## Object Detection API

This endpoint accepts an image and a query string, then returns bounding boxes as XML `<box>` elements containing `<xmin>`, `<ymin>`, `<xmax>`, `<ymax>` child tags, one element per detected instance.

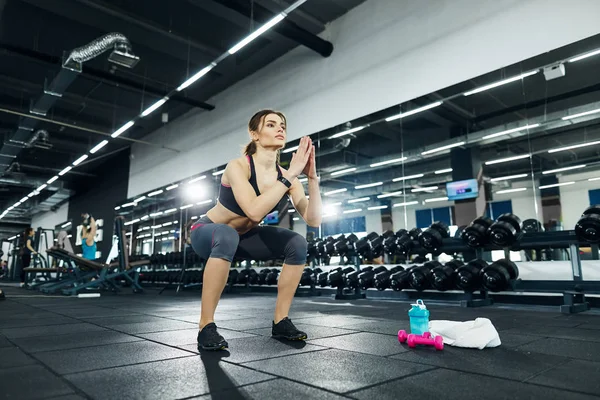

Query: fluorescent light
<box><xmin>490</xmin><ymin>174</ymin><xmax>528</xmax><ymax>182</ymax></box>
<box><xmin>411</xmin><ymin>186</ymin><xmax>438</xmax><ymax>193</ymax></box>
<box><xmin>141</xmin><ymin>98</ymin><xmax>168</xmax><ymax>117</ymax></box>
<box><xmin>385</xmin><ymin>101</ymin><xmax>443</xmax><ymax>122</ymax></box>
<box><xmin>228</xmin><ymin>13</ymin><xmax>285</xmax><ymax>54</ymax></box>
<box><xmin>422</xmin><ymin>141</ymin><xmax>465</xmax><ymax>156</ymax></box>
<box><xmin>484</xmin><ymin>154</ymin><xmax>530</xmax><ymax>165</ymax></box>
<box><xmin>164</xmin><ymin>208</ymin><xmax>178</xmax><ymax>214</ymax></box>
<box><xmin>370</xmin><ymin>157</ymin><xmax>407</xmax><ymax>168</ymax></box>
<box><xmin>368</xmin><ymin>205</ymin><xmax>388</xmax><ymax>210</ymax></box>
<box><xmin>463</xmin><ymin>70</ymin><xmax>538</xmax><ymax>96</ymax></box>
<box><xmin>588</xmin><ymin>177</ymin><xmax>600</xmax><ymax>182</ymax></box>
<box><xmin>141</xmin><ymin>215</ymin><xmax>149</xmax><ymax>220</ymax></box>
<box><xmin>348</xmin><ymin>197</ymin><xmax>370</xmax><ymax>203</ymax></box>
<box><xmin>58</xmin><ymin>166</ymin><xmax>72</xmax><ymax>176</ymax></box>
<box><xmin>180</xmin><ymin>204</ymin><xmax>193</xmax><ymax>210</ymax></box>
<box><xmin>569</xmin><ymin>48</ymin><xmax>600</xmax><ymax>63</ymax></box>
<box><xmin>27</xmin><ymin>191</ymin><xmax>37</xmax><ymax>198</ymax></box>
<box><xmin>177</xmin><ymin>63</ymin><xmax>216</xmax><ymax>91</ymax></box>
<box><xmin>562</xmin><ymin>108</ymin><xmax>600</xmax><ymax>120</ymax></box>
<box><xmin>212</xmin><ymin>169</ymin><xmax>225</xmax><ymax>176</ymax></box>
<box><xmin>150</xmin><ymin>212</ymin><xmax>163</xmax><ymax>217</ymax></box>
<box><xmin>188</xmin><ymin>176</ymin><xmax>206</xmax><ymax>184</ymax></box>
<box><xmin>148</xmin><ymin>190</ymin><xmax>163</xmax><ymax>197</ymax></box>
<box><xmin>61</xmin><ymin>222</ymin><xmax>71</xmax><ymax>228</ymax></box>
<box><xmin>435</xmin><ymin>168</ymin><xmax>453</xmax><ymax>174</ymax></box>
<box><xmin>111</xmin><ymin>121</ymin><xmax>135</xmax><ymax>138</ymax></box>
<box><xmin>392</xmin><ymin>173</ymin><xmax>424</xmax><ymax>182</ymax></box>
<box><xmin>36</xmin><ymin>184</ymin><xmax>47</xmax><ymax>192</ymax></box>
<box><xmin>90</xmin><ymin>140</ymin><xmax>109</xmax><ymax>154</ymax></box>
<box><xmin>124</xmin><ymin>218</ymin><xmax>140</xmax><ymax>226</ymax></box>
<box><xmin>114</xmin><ymin>206</ymin><xmax>121</xmax><ymax>210</ymax></box>
<box><xmin>122</xmin><ymin>202</ymin><xmax>135</xmax><ymax>208</ymax></box>
<box><xmin>324</xmin><ymin>188</ymin><xmax>347</xmax><ymax>196</ymax></box>
<box><xmin>392</xmin><ymin>201</ymin><xmax>419</xmax><ymax>207</ymax></box>
<box><xmin>288</xmin><ymin>209</ymin><xmax>296</xmax><ymax>213</ymax></box>
<box><xmin>330</xmin><ymin>126</ymin><xmax>366</xmax><ymax>139</ymax></box>
<box><xmin>496</xmin><ymin>188</ymin><xmax>528</xmax><ymax>194</ymax></box>
<box><xmin>355</xmin><ymin>182</ymin><xmax>383</xmax><ymax>189</ymax></box>
<box><xmin>331</xmin><ymin>167</ymin><xmax>357</xmax><ymax>176</ymax></box>
<box><xmin>126</xmin><ymin>232</ymin><xmax>132</xmax><ymax>236</ymax></box>
<box><xmin>134</xmin><ymin>196</ymin><xmax>146</xmax><ymax>203</ymax></box>
<box><xmin>166</xmin><ymin>184</ymin><xmax>179</xmax><ymax>191</ymax></box>
<box><xmin>151</xmin><ymin>225</ymin><xmax>162</xmax><ymax>229</ymax></box>
<box><xmin>191</xmin><ymin>216</ymin><xmax>198</xmax><ymax>220</ymax></box>
<box><xmin>197</xmin><ymin>199</ymin><xmax>212</xmax><ymax>205</ymax></box>
<box><xmin>424</xmin><ymin>197</ymin><xmax>449</xmax><ymax>203</ymax></box>
<box><xmin>539</xmin><ymin>182</ymin><xmax>575</xmax><ymax>189</ymax></box>
<box><xmin>343</xmin><ymin>208</ymin><xmax>363</xmax><ymax>214</ymax></box>
<box><xmin>72</xmin><ymin>154</ymin><xmax>89</xmax><ymax>166</ymax></box>
<box><xmin>298</xmin><ymin>178</ymin><xmax>308</xmax><ymax>183</ymax></box>
<box><xmin>47</xmin><ymin>176</ymin><xmax>59</xmax><ymax>184</ymax></box>
<box><xmin>282</xmin><ymin>145</ymin><xmax>299</xmax><ymax>154</ymax></box>
<box><xmin>542</xmin><ymin>165</ymin><xmax>586</xmax><ymax>175</ymax></box>
<box><xmin>482</xmin><ymin>123</ymin><xmax>541</xmax><ymax>140</ymax></box>
<box><xmin>377</xmin><ymin>191</ymin><xmax>403</xmax><ymax>198</ymax></box>
<box><xmin>293</xmin><ymin>217</ymin><xmax>300</xmax><ymax>221</ymax></box>
<box><xmin>548</xmin><ymin>140</ymin><xmax>600</xmax><ymax>153</ymax></box>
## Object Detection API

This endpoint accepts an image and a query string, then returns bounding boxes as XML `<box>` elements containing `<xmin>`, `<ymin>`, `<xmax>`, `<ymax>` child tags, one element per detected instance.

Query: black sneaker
<box><xmin>272</xmin><ymin>317</ymin><xmax>307</xmax><ymax>341</ymax></box>
<box><xmin>197</xmin><ymin>323</ymin><xmax>228</xmax><ymax>351</ymax></box>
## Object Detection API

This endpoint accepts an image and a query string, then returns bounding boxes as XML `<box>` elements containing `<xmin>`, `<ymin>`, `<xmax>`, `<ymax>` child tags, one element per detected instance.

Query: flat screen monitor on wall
<box><xmin>446</xmin><ymin>179</ymin><xmax>479</xmax><ymax>201</ymax></box>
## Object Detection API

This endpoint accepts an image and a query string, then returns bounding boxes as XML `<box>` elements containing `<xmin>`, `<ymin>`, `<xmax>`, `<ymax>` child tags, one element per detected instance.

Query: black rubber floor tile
<box><xmin>0</xmin><ymin>311</ymin><xmax>62</xmax><ymax>320</ymax></box>
<box><xmin>244</xmin><ymin>348</ymin><xmax>434</xmax><ymax>393</ymax></box>
<box><xmin>1</xmin><ymin>316</ymin><xmax>80</xmax><ymax>329</ymax></box>
<box><xmin>170</xmin><ymin>313</ymin><xmax>253</xmax><ymax>323</ymax></box>
<box><xmin>308</xmin><ymin>332</ymin><xmax>409</xmax><ymax>356</ymax></box>
<box><xmin>517</xmin><ymin>337</ymin><xmax>600</xmax><ymax>362</ymax></box>
<box><xmin>65</xmin><ymin>354</ymin><xmax>273</xmax><ymax>400</ymax></box>
<box><xmin>503</xmin><ymin>325</ymin><xmax>600</xmax><ymax>342</ymax></box>
<box><xmin>0</xmin><ymin>346</ymin><xmax>37</xmax><ymax>369</ymax></box>
<box><xmin>34</xmin><ymin>340</ymin><xmax>193</xmax><ymax>374</ymax></box>
<box><xmin>349</xmin><ymin>367</ymin><xmax>598</xmax><ymax>400</ymax></box>
<box><xmin>391</xmin><ymin>344</ymin><xmax>569</xmax><ymax>381</ymax></box>
<box><xmin>216</xmin><ymin>318</ymin><xmax>277</xmax><ymax>331</ymax></box>
<box><xmin>179</xmin><ymin>335</ymin><xmax>327</xmax><ymax>363</ymax></box>
<box><xmin>341</xmin><ymin>320</ymin><xmax>410</xmax><ymax>336</ymax></box>
<box><xmin>0</xmin><ymin>322</ymin><xmax>107</xmax><ymax>339</ymax></box>
<box><xmin>12</xmin><ymin>330</ymin><xmax>143</xmax><ymax>353</ymax></box>
<box><xmin>497</xmin><ymin>332</ymin><xmax>544</xmax><ymax>348</ymax></box>
<box><xmin>50</xmin><ymin>307</ymin><xmax>125</xmax><ymax>318</ymax></box>
<box><xmin>0</xmin><ymin>335</ymin><xmax>13</xmax><ymax>348</ymax></box>
<box><xmin>105</xmin><ymin>319</ymin><xmax>195</xmax><ymax>334</ymax></box>
<box><xmin>80</xmin><ymin>314</ymin><xmax>168</xmax><ymax>326</ymax></box>
<box><xmin>0</xmin><ymin>365</ymin><xmax>76</xmax><ymax>400</ymax></box>
<box><xmin>46</xmin><ymin>395</ymin><xmax>87</xmax><ymax>400</ymax></box>
<box><xmin>194</xmin><ymin>378</ymin><xmax>349</xmax><ymax>399</ymax></box>
<box><xmin>139</xmin><ymin>328</ymin><xmax>256</xmax><ymax>346</ymax></box>
<box><xmin>528</xmin><ymin>359</ymin><xmax>600</xmax><ymax>396</ymax></box>
<box><xmin>245</xmin><ymin>324</ymin><xmax>357</xmax><ymax>340</ymax></box>
<box><xmin>293</xmin><ymin>315</ymin><xmax>380</xmax><ymax>328</ymax></box>
<box><xmin>576</xmin><ymin>323</ymin><xmax>600</xmax><ymax>330</ymax></box>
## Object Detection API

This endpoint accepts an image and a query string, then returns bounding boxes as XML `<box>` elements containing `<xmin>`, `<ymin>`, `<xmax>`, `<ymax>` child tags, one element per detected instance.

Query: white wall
<box><xmin>559</xmin><ymin>170</ymin><xmax>600</xmax><ymax>229</ymax></box>
<box><xmin>31</xmin><ymin>202</ymin><xmax>69</xmax><ymax>230</ymax></box>
<box><xmin>128</xmin><ymin>0</ymin><xmax>600</xmax><ymax>197</ymax></box>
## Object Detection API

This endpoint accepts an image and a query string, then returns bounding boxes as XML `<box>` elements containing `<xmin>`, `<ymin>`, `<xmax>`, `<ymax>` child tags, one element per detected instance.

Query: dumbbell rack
<box><xmin>334</xmin><ymin>255</ymin><xmax>366</xmax><ymax>300</ymax></box>
<box><xmin>295</xmin><ymin>260</ymin><xmax>322</xmax><ymax>297</ymax></box>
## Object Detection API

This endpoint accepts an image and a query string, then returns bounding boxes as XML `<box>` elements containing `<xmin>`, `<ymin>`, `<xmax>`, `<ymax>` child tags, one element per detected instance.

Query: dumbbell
<box><xmin>317</xmin><ymin>269</ymin><xmax>335</xmax><ymax>287</ymax></box>
<box><xmin>228</xmin><ymin>269</ymin><xmax>239</xmax><ymax>284</ymax></box>
<box><xmin>374</xmin><ymin>265</ymin><xmax>404</xmax><ymax>291</ymax></box>
<box><xmin>345</xmin><ymin>266</ymin><xmax>373</xmax><ymax>289</ymax></box>
<box><xmin>250</xmin><ymin>268</ymin><xmax>269</xmax><ymax>285</ymax></box>
<box><xmin>481</xmin><ymin>259</ymin><xmax>519</xmax><ymax>292</ymax></box>
<box><xmin>488</xmin><ymin>213</ymin><xmax>522</xmax><ymax>247</ymax></box>
<box><xmin>368</xmin><ymin>232</ymin><xmax>384</xmax><ymax>256</ymax></box>
<box><xmin>575</xmin><ymin>206</ymin><xmax>600</xmax><ymax>243</ymax></box>
<box><xmin>390</xmin><ymin>266</ymin><xmax>418</xmax><ymax>291</ymax></box>
<box><xmin>328</xmin><ymin>266</ymin><xmax>355</xmax><ymax>287</ymax></box>
<box><xmin>265</xmin><ymin>268</ymin><xmax>280</xmax><ymax>285</ymax></box>
<box><xmin>236</xmin><ymin>269</ymin><xmax>252</xmax><ymax>284</ymax></box>
<box><xmin>418</xmin><ymin>222</ymin><xmax>450</xmax><ymax>252</ymax></box>
<box><xmin>383</xmin><ymin>230</ymin><xmax>405</xmax><ymax>255</ymax></box>
<box><xmin>455</xmin><ymin>259</ymin><xmax>487</xmax><ymax>292</ymax></box>
<box><xmin>401</xmin><ymin>331</ymin><xmax>444</xmax><ymax>351</ymax></box>
<box><xmin>431</xmin><ymin>260</ymin><xmax>463</xmax><ymax>291</ymax></box>
<box><xmin>522</xmin><ymin>219</ymin><xmax>544</xmax><ymax>233</ymax></box>
<box><xmin>299</xmin><ymin>268</ymin><xmax>314</xmax><ymax>286</ymax></box>
<box><xmin>358</xmin><ymin>266</ymin><xmax>388</xmax><ymax>290</ymax></box>
<box><xmin>461</xmin><ymin>217</ymin><xmax>493</xmax><ymax>248</ymax></box>
<box><xmin>396</xmin><ymin>228</ymin><xmax>421</xmax><ymax>256</ymax></box>
<box><xmin>408</xmin><ymin>261</ymin><xmax>440</xmax><ymax>291</ymax></box>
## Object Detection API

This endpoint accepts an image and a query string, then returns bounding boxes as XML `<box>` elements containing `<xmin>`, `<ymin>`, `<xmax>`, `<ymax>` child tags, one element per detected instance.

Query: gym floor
<box><xmin>1</xmin><ymin>286</ymin><xmax>600</xmax><ymax>400</ymax></box>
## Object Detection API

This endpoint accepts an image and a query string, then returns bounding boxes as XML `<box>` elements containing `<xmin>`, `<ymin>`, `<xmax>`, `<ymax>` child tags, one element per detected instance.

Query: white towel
<box><xmin>428</xmin><ymin>317</ymin><xmax>501</xmax><ymax>349</ymax></box>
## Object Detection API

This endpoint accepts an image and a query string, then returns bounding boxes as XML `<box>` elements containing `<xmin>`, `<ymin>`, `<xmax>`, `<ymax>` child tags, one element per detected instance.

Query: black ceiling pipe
<box><xmin>0</xmin><ymin>43</ymin><xmax>215</xmax><ymax>111</ymax></box>
<box><xmin>217</xmin><ymin>0</ymin><xmax>333</xmax><ymax>57</ymax></box>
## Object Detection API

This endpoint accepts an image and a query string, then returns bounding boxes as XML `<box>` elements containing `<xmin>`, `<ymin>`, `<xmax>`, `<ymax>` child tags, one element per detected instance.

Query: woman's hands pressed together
<box><xmin>287</xmin><ymin>136</ymin><xmax>313</xmax><ymax>180</ymax></box>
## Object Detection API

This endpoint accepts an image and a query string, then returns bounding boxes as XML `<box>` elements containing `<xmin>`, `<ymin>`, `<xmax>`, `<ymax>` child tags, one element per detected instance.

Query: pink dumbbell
<box><xmin>398</xmin><ymin>330</ymin><xmax>432</xmax><ymax>343</ymax></box>
<box><xmin>407</xmin><ymin>333</ymin><xmax>444</xmax><ymax>350</ymax></box>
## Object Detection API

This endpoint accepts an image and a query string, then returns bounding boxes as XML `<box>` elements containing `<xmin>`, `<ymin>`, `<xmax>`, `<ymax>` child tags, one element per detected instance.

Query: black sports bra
<box><xmin>218</xmin><ymin>155</ymin><xmax>285</xmax><ymax>218</ymax></box>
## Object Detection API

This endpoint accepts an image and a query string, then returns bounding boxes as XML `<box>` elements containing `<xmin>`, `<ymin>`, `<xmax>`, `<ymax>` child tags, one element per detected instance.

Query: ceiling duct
<box><xmin>25</xmin><ymin>129</ymin><xmax>51</xmax><ymax>149</ymax></box>
<box><xmin>64</xmin><ymin>33</ymin><xmax>140</xmax><ymax>69</ymax></box>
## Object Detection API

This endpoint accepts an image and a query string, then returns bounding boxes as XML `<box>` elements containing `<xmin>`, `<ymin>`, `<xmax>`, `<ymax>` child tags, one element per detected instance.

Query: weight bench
<box><xmin>22</xmin><ymin>266</ymin><xmax>60</xmax><ymax>289</ymax></box>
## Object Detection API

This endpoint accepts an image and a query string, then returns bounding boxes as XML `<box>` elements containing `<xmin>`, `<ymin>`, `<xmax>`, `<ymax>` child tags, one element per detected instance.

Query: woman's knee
<box><xmin>284</xmin><ymin>233</ymin><xmax>308</xmax><ymax>265</ymax></box>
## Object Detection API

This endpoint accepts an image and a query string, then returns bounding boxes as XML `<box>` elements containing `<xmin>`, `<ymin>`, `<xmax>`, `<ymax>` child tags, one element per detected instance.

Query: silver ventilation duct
<box><xmin>64</xmin><ymin>33</ymin><xmax>140</xmax><ymax>69</ymax></box>
<box><xmin>25</xmin><ymin>129</ymin><xmax>51</xmax><ymax>149</ymax></box>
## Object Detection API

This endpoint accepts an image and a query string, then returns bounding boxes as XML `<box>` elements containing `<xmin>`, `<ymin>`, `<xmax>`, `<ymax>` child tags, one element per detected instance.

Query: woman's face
<box><xmin>253</xmin><ymin>113</ymin><xmax>286</xmax><ymax>150</ymax></box>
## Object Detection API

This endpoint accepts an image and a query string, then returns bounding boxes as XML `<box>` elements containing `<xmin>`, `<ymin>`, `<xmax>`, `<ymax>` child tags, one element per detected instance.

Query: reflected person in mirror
<box><xmin>190</xmin><ymin>109</ymin><xmax>322</xmax><ymax>351</ymax></box>
<box><xmin>81</xmin><ymin>213</ymin><xmax>97</xmax><ymax>260</ymax></box>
